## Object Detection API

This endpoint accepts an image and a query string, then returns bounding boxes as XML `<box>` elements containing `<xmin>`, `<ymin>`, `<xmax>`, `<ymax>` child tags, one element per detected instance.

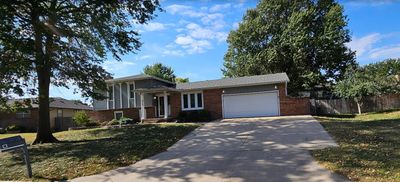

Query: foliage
<box><xmin>144</xmin><ymin>63</ymin><xmax>176</xmax><ymax>82</ymax></box>
<box><xmin>334</xmin><ymin>59</ymin><xmax>400</xmax><ymax>114</ymax></box>
<box><xmin>0</xmin><ymin>128</ymin><xmax>5</xmax><ymax>134</ymax></box>
<box><xmin>72</xmin><ymin>111</ymin><xmax>91</xmax><ymax>127</ymax></box>
<box><xmin>5</xmin><ymin>125</ymin><xmax>24</xmax><ymax>132</ymax></box>
<box><xmin>175</xmin><ymin>77</ymin><xmax>189</xmax><ymax>83</ymax></box>
<box><xmin>313</xmin><ymin>111</ymin><xmax>400</xmax><ymax>182</ymax></box>
<box><xmin>107</xmin><ymin>119</ymin><xmax>120</xmax><ymax>126</ymax></box>
<box><xmin>0</xmin><ymin>1</ymin><xmax>161</xmax><ymax>143</ymax></box>
<box><xmin>223</xmin><ymin>0</ymin><xmax>356</xmax><ymax>94</ymax></box>
<box><xmin>177</xmin><ymin>110</ymin><xmax>212</xmax><ymax>122</ymax></box>
<box><xmin>0</xmin><ymin>124</ymin><xmax>200</xmax><ymax>180</ymax></box>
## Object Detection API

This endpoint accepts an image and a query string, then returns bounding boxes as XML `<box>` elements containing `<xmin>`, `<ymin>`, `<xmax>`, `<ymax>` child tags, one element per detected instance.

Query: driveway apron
<box><xmin>72</xmin><ymin>115</ymin><xmax>348</xmax><ymax>182</ymax></box>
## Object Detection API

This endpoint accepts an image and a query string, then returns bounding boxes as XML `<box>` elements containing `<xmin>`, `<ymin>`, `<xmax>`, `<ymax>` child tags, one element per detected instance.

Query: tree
<box><xmin>223</xmin><ymin>0</ymin><xmax>356</xmax><ymax>94</ymax></box>
<box><xmin>0</xmin><ymin>1</ymin><xmax>161</xmax><ymax>144</ymax></box>
<box><xmin>144</xmin><ymin>63</ymin><xmax>176</xmax><ymax>82</ymax></box>
<box><xmin>334</xmin><ymin>59</ymin><xmax>400</xmax><ymax>114</ymax></box>
<box><xmin>175</xmin><ymin>77</ymin><xmax>189</xmax><ymax>83</ymax></box>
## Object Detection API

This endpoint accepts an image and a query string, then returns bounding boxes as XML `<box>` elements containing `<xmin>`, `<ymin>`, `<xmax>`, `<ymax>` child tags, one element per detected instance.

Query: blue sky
<box><xmin>50</xmin><ymin>0</ymin><xmax>400</xmax><ymax>101</ymax></box>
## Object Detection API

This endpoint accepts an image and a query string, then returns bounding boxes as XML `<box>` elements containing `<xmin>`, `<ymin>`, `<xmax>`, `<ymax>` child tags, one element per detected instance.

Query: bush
<box><xmin>107</xmin><ymin>119</ymin><xmax>120</xmax><ymax>126</ymax></box>
<box><xmin>177</xmin><ymin>110</ymin><xmax>211</xmax><ymax>122</ymax></box>
<box><xmin>0</xmin><ymin>128</ymin><xmax>5</xmax><ymax>134</ymax></box>
<box><xmin>5</xmin><ymin>125</ymin><xmax>24</xmax><ymax>132</ymax></box>
<box><xmin>73</xmin><ymin>111</ymin><xmax>91</xmax><ymax>127</ymax></box>
<box><xmin>106</xmin><ymin>117</ymin><xmax>135</xmax><ymax>126</ymax></box>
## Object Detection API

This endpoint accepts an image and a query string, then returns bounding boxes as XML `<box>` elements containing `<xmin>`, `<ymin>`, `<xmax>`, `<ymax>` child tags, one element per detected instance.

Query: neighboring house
<box><xmin>0</xmin><ymin>97</ymin><xmax>92</xmax><ymax>131</ymax></box>
<box><xmin>91</xmin><ymin>73</ymin><xmax>310</xmax><ymax>122</ymax></box>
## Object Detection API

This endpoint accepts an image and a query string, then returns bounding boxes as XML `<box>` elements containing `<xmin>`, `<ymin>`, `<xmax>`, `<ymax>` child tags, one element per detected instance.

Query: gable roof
<box><xmin>7</xmin><ymin>97</ymin><xmax>92</xmax><ymax>110</ymax></box>
<box><xmin>176</xmin><ymin>73</ymin><xmax>289</xmax><ymax>90</ymax></box>
<box><xmin>106</xmin><ymin>74</ymin><xmax>175</xmax><ymax>84</ymax></box>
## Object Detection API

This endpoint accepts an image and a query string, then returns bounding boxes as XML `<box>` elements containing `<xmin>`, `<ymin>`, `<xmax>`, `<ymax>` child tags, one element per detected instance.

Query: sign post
<box><xmin>0</xmin><ymin>136</ymin><xmax>32</xmax><ymax>178</ymax></box>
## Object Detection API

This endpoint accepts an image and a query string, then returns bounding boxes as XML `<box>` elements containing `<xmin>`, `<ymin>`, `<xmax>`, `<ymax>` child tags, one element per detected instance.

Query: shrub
<box><xmin>0</xmin><ymin>128</ymin><xmax>5</xmax><ymax>134</ymax></box>
<box><xmin>107</xmin><ymin>119</ymin><xmax>120</xmax><ymax>126</ymax></box>
<box><xmin>5</xmin><ymin>125</ymin><xmax>24</xmax><ymax>132</ymax></box>
<box><xmin>177</xmin><ymin>110</ymin><xmax>211</xmax><ymax>122</ymax></box>
<box><xmin>73</xmin><ymin>111</ymin><xmax>91</xmax><ymax>127</ymax></box>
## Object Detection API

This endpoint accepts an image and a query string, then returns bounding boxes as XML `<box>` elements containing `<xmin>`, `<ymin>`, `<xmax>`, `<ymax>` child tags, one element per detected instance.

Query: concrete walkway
<box><xmin>72</xmin><ymin>115</ymin><xmax>348</xmax><ymax>182</ymax></box>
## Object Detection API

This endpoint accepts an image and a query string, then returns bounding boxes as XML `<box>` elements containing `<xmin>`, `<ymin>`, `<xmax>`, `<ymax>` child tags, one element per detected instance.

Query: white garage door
<box><xmin>223</xmin><ymin>91</ymin><xmax>279</xmax><ymax>118</ymax></box>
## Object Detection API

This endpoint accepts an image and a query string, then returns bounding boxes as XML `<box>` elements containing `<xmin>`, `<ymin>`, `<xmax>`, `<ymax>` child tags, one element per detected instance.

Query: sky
<box><xmin>50</xmin><ymin>0</ymin><xmax>400</xmax><ymax>101</ymax></box>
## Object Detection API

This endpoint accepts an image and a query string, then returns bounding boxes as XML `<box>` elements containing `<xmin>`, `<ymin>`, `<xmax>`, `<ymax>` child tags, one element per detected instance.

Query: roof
<box><xmin>106</xmin><ymin>74</ymin><xmax>175</xmax><ymax>84</ymax></box>
<box><xmin>176</xmin><ymin>73</ymin><xmax>289</xmax><ymax>90</ymax></box>
<box><xmin>7</xmin><ymin>97</ymin><xmax>92</xmax><ymax>110</ymax></box>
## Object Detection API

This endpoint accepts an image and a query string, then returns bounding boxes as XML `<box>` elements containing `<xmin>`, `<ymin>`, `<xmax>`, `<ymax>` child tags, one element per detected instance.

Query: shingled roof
<box><xmin>176</xmin><ymin>73</ymin><xmax>289</xmax><ymax>90</ymax></box>
<box><xmin>7</xmin><ymin>97</ymin><xmax>92</xmax><ymax>110</ymax></box>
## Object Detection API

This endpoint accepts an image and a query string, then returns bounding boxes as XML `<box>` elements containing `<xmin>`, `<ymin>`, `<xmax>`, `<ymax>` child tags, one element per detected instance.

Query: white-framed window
<box><xmin>114</xmin><ymin>111</ymin><xmax>123</xmax><ymax>120</ymax></box>
<box><xmin>181</xmin><ymin>91</ymin><xmax>204</xmax><ymax>110</ymax></box>
<box><xmin>16</xmin><ymin>110</ymin><xmax>31</xmax><ymax>119</ymax></box>
<box><xmin>108</xmin><ymin>85</ymin><xmax>114</xmax><ymax>101</ymax></box>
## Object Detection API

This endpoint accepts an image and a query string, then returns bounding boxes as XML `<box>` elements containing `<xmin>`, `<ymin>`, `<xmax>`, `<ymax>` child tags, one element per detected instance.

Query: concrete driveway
<box><xmin>72</xmin><ymin>115</ymin><xmax>348</xmax><ymax>182</ymax></box>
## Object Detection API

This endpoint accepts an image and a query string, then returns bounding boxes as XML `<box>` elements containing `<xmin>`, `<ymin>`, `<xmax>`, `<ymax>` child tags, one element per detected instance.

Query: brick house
<box><xmin>0</xmin><ymin>97</ymin><xmax>92</xmax><ymax>131</ymax></box>
<box><xmin>90</xmin><ymin>73</ymin><xmax>310</xmax><ymax>122</ymax></box>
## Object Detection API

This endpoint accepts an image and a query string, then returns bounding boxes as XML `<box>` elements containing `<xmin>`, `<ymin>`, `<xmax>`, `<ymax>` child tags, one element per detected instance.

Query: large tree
<box><xmin>0</xmin><ymin>1</ymin><xmax>161</xmax><ymax>144</ymax></box>
<box><xmin>223</xmin><ymin>0</ymin><xmax>356</xmax><ymax>94</ymax></box>
<box><xmin>144</xmin><ymin>63</ymin><xmax>176</xmax><ymax>82</ymax></box>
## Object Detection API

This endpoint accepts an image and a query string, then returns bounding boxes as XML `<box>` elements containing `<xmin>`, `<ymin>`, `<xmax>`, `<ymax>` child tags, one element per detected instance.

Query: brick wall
<box><xmin>0</xmin><ymin>109</ymin><xmax>39</xmax><ymax>131</ymax></box>
<box><xmin>170</xmin><ymin>92</ymin><xmax>181</xmax><ymax>118</ymax></box>
<box><xmin>88</xmin><ymin>107</ymin><xmax>155</xmax><ymax>122</ymax></box>
<box><xmin>278</xmin><ymin>83</ymin><xmax>311</xmax><ymax>115</ymax></box>
<box><xmin>203</xmin><ymin>89</ymin><xmax>223</xmax><ymax>119</ymax></box>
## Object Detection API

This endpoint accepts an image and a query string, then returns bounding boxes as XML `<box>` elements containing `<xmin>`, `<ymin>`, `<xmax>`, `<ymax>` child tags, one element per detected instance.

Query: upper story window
<box><xmin>108</xmin><ymin>85</ymin><xmax>113</xmax><ymax>100</ymax></box>
<box><xmin>182</xmin><ymin>91</ymin><xmax>203</xmax><ymax>110</ymax></box>
<box><xmin>16</xmin><ymin>110</ymin><xmax>31</xmax><ymax>119</ymax></box>
<box><xmin>129</xmin><ymin>83</ymin><xmax>135</xmax><ymax>99</ymax></box>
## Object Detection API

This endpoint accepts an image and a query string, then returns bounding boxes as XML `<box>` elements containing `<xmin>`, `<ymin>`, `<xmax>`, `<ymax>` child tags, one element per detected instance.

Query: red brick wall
<box><xmin>88</xmin><ymin>107</ymin><xmax>155</xmax><ymax>122</ymax></box>
<box><xmin>203</xmin><ymin>89</ymin><xmax>223</xmax><ymax>119</ymax></box>
<box><xmin>278</xmin><ymin>83</ymin><xmax>311</xmax><ymax>115</ymax></box>
<box><xmin>170</xmin><ymin>92</ymin><xmax>182</xmax><ymax>118</ymax></box>
<box><xmin>0</xmin><ymin>109</ymin><xmax>39</xmax><ymax>131</ymax></box>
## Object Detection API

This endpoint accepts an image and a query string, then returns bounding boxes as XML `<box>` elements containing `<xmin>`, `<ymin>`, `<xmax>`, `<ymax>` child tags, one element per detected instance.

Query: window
<box><xmin>129</xmin><ymin>83</ymin><xmax>135</xmax><ymax>99</ymax></box>
<box><xmin>57</xmin><ymin>109</ymin><xmax>63</xmax><ymax>118</ymax></box>
<box><xmin>16</xmin><ymin>110</ymin><xmax>31</xmax><ymax>119</ymax></box>
<box><xmin>181</xmin><ymin>92</ymin><xmax>203</xmax><ymax>110</ymax></box>
<box><xmin>114</xmin><ymin>111</ymin><xmax>123</xmax><ymax>120</ymax></box>
<box><xmin>108</xmin><ymin>86</ymin><xmax>113</xmax><ymax>100</ymax></box>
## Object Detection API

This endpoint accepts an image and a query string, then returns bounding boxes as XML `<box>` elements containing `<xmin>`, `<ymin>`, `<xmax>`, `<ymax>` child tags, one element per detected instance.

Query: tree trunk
<box><xmin>32</xmin><ymin>67</ymin><xmax>58</xmax><ymax>144</ymax></box>
<box><xmin>356</xmin><ymin>101</ymin><xmax>362</xmax><ymax>115</ymax></box>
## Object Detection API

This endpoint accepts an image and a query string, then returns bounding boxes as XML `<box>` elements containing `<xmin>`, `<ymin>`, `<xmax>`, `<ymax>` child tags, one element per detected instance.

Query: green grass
<box><xmin>312</xmin><ymin>111</ymin><xmax>400</xmax><ymax>182</ymax></box>
<box><xmin>0</xmin><ymin>123</ymin><xmax>199</xmax><ymax>181</ymax></box>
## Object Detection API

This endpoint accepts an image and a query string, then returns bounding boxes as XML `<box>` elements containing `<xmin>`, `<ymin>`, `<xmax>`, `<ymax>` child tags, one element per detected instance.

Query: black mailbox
<box><xmin>0</xmin><ymin>136</ymin><xmax>32</xmax><ymax>178</ymax></box>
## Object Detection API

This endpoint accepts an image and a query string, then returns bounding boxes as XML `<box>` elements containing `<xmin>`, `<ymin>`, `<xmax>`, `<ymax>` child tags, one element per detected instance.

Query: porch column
<box><xmin>140</xmin><ymin>93</ymin><xmax>146</xmax><ymax>120</ymax></box>
<box><xmin>163</xmin><ymin>91</ymin><xmax>168</xmax><ymax>119</ymax></box>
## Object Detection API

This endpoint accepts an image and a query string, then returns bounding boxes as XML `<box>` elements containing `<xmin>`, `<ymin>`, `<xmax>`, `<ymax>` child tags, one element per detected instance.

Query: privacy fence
<box><xmin>310</xmin><ymin>94</ymin><xmax>400</xmax><ymax>115</ymax></box>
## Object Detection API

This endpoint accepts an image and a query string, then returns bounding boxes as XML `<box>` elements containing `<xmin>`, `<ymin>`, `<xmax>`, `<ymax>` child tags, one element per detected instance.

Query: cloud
<box><xmin>166</xmin><ymin>4</ymin><xmax>205</xmax><ymax>17</ymax></box>
<box><xmin>174</xmin><ymin>35</ymin><xmax>211</xmax><ymax>54</ymax></box>
<box><xmin>209</xmin><ymin>3</ymin><xmax>231</xmax><ymax>12</ymax></box>
<box><xmin>163</xmin><ymin>49</ymin><xmax>185</xmax><ymax>56</ymax></box>
<box><xmin>102</xmin><ymin>60</ymin><xmax>136</xmax><ymax>72</ymax></box>
<box><xmin>347</xmin><ymin>33</ymin><xmax>382</xmax><ymax>57</ymax></box>
<box><xmin>142</xmin><ymin>22</ymin><xmax>166</xmax><ymax>31</ymax></box>
<box><xmin>369</xmin><ymin>45</ymin><xmax>400</xmax><ymax>59</ymax></box>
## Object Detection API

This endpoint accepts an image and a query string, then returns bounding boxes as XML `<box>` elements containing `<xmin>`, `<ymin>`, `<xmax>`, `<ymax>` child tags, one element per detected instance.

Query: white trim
<box><xmin>163</xmin><ymin>91</ymin><xmax>168</xmax><ymax>119</ymax></box>
<box><xmin>221</xmin><ymin>90</ymin><xmax>280</xmax><ymax>118</ymax></box>
<box><xmin>181</xmin><ymin>91</ymin><xmax>204</xmax><ymax>111</ymax></box>
<box><xmin>127</xmin><ymin>82</ymin><xmax>130</xmax><ymax>108</ymax></box>
<box><xmin>119</xmin><ymin>83</ymin><xmax>122</xmax><ymax>108</ymax></box>
<box><xmin>178</xmin><ymin>81</ymin><xmax>288</xmax><ymax>91</ymax></box>
<box><xmin>114</xmin><ymin>111</ymin><xmax>123</xmax><ymax>119</ymax></box>
<box><xmin>112</xmin><ymin>84</ymin><xmax>115</xmax><ymax>109</ymax></box>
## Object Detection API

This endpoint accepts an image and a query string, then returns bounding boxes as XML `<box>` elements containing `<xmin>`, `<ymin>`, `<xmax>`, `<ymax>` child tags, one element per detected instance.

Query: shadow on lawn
<box><xmin>312</xmin><ymin>118</ymin><xmax>400</xmax><ymax>181</ymax></box>
<box><xmin>2</xmin><ymin>124</ymin><xmax>198</xmax><ymax>181</ymax></box>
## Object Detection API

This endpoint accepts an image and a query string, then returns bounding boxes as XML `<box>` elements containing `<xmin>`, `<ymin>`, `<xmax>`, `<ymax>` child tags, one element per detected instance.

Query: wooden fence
<box><xmin>311</xmin><ymin>94</ymin><xmax>400</xmax><ymax>115</ymax></box>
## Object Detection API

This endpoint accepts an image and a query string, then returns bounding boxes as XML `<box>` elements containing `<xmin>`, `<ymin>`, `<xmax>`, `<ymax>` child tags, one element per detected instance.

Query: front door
<box><xmin>158</xmin><ymin>96</ymin><xmax>165</xmax><ymax>117</ymax></box>
<box><xmin>157</xmin><ymin>96</ymin><xmax>170</xmax><ymax>117</ymax></box>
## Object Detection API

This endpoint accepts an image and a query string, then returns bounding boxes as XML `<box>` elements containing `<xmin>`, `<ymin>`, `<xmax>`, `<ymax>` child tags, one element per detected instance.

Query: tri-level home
<box><xmin>91</xmin><ymin>73</ymin><xmax>310</xmax><ymax>122</ymax></box>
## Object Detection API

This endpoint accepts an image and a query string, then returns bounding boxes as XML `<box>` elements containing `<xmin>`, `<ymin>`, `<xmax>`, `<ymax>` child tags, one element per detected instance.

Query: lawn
<box><xmin>0</xmin><ymin>123</ymin><xmax>199</xmax><ymax>181</ymax></box>
<box><xmin>312</xmin><ymin>111</ymin><xmax>400</xmax><ymax>182</ymax></box>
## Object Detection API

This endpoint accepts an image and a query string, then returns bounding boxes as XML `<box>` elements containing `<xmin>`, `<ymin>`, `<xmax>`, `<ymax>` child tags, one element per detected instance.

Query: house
<box><xmin>0</xmin><ymin>97</ymin><xmax>92</xmax><ymax>131</ymax></box>
<box><xmin>90</xmin><ymin>72</ymin><xmax>310</xmax><ymax>122</ymax></box>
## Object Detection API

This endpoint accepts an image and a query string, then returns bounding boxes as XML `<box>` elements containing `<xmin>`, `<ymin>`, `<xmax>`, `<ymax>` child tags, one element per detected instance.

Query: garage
<box><xmin>222</xmin><ymin>91</ymin><xmax>280</xmax><ymax>118</ymax></box>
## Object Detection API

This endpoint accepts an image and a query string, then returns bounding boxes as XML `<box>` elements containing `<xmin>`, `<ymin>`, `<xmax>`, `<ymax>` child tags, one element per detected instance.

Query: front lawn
<box><xmin>312</xmin><ymin>111</ymin><xmax>400</xmax><ymax>182</ymax></box>
<box><xmin>0</xmin><ymin>123</ymin><xmax>199</xmax><ymax>181</ymax></box>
